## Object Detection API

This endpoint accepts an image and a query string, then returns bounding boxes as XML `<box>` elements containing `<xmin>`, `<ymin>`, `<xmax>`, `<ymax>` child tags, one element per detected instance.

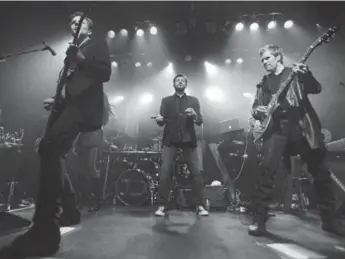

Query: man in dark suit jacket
<box><xmin>154</xmin><ymin>74</ymin><xmax>208</xmax><ymax>217</ymax></box>
<box><xmin>0</xmin><ymin>12</ymin><xmax>111</xmax><ymax>258</ymax></box>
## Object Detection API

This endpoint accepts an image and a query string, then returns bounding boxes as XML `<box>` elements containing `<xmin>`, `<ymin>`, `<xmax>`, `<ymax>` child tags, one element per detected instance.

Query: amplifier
<box><xmin>204</xmin><ymin>185</ymin><xmax>229</xmax><ymax>210</ymax></box>
<box><xmin>176</xmin><ymin>185</ymin><xmax>229</xmax><ymax>211</ymax></box>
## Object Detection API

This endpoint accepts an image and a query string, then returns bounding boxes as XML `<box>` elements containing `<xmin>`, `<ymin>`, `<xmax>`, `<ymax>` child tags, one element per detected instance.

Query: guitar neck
<box><xmin>268</xmin><ymin>42</ymin><xmax>317</xmax><ymax>106</ymax></box>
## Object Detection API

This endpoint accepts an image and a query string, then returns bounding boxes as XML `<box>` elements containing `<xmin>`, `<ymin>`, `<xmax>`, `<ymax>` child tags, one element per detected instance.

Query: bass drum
<box><xmin>116</xmin><ymin>169</ymin><xmax>154</xmax><ymax>206</ymax></box>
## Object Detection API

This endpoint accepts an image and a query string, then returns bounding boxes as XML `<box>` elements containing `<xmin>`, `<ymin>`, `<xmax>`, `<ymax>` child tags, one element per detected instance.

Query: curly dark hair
<box><xmin>69</xmin><ymin>11</ymin><xmax>94</xmax><ymax>32</ymax></box>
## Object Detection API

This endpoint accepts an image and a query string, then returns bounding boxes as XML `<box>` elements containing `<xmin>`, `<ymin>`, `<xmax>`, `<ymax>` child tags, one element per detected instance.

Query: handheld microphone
<box><xmin>42</xmin><ymin>41</ymin><xmax>57</xmax><ymax>56</ymax></box>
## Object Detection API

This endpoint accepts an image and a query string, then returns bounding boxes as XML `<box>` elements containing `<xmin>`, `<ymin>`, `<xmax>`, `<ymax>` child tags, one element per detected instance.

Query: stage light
<box><xmin>225</xmin><ymin>59</ymin><xmax>232</xmax><ymax>65</ymax></box>
<box><xmin>140</xmin><ymin>93</ymin><xmax>153</xmax><ymax>105</ymax></box>
<box><xmin>185</xmin><ymin>55</ymin><xmax>192</xmax><ymax>62</ymax></box>
<box><xmin>135</xmin><ymin>62</ymin><xmax>141</xmax><ymax>68</ymax></box>
<box><xmin>111</xmin><ymin>96</ymin><xmax>124</xmax><ymax>104</ymax></box>
<box><xmin>235</xmin><ymin>22</ymin><xmax>244</xmax><ymax>31</ymax></box>
<box><xmin>243</xmin><ymin>92</ymin><xmax>255</xmax><ymax>100</ymax></box>
<box><xmin>204</xmin><ymin>61</ymin><xmax>217</xmax><ymax>75</ymax></box>
<box><xmin>146</xmin><ymin>62</ymin><xmax>153</xmax><ymax>67</ymax></box>
<box><xmin>120</xmin><ymin>29</ymin><xmax>128</xmax><ymax>36</ymax></box>
<box><xmin>166</xmin><ymin>62</ymin><xmax>174</xmax><ymax>74</ymax></box>
<box><xmin>267</xmin><ymin>21</ymin><xmax>277</xmax><ymax>29</ymax></box>
<box><xmin>107</xmin><ymin>30</ymin><xmax>115</xmax><ymax>39</ymax></box>
<box><xmin>111</xmin><ymin>61</ymin><xmax>118</xmax><ymax>68</ymax></box>
<box><xmin>250</xmin><ymin>22</ymin><xmax>259</xmax><ymax>31</ymax></box>
<box><xmin>136</xmin><ymin>29</ymin><xmax>144</xmax><ymax>36</ymax></box>
<box><xmin>150</xmin><ymin>26</ymin><xmax>157</xmax><ymax>35</ymax></box>
<box><xmin>205</xmin><ymin>86</ymin><xmax>224</xmax><ymax>102</ymax></box>
<box><xmin>284</xmin><ymin>20</ymin><xmax>294</xmax><ymax>29</ymax></box>
<box><xmin>236</xmin><ymin>58</ymin><xmax>243</xmax><ymax>64</ymax></box>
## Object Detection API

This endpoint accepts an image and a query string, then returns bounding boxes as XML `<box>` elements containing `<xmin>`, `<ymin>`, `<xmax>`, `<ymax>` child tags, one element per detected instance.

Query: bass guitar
<box><xmin>253</xmin><ymin>26</ymin><xmax>338</xmax><ymax>143</ymax></box>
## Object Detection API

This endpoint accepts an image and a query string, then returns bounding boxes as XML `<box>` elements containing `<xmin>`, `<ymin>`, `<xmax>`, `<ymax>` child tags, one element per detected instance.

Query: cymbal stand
<box><xmin>101</xmin><ymin>154</ymin><xmax>115</xmax><ymax>204</ymax></box>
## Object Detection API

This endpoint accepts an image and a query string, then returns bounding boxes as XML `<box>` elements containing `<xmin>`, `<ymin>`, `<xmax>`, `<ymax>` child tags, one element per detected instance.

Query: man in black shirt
<box><xmin>249</xmin><ymin>44</ymin><xmax>344</xmax><ymax>236</ymax></box>
<box><xmin>0</xmin><ymin>12</ymin><xmax>111</xmax><ymax>257</ymax></box>
<box><xmin>154</xmin><ymin>74</ymin><xmax>208</xmax><ymax>216</ymax></box>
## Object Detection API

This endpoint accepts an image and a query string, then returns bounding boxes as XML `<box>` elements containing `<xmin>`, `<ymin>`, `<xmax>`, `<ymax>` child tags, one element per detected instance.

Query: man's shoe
<box><xmin>248</xmin><ymin>220</ymin><xmax>267</xmax><ymax>236</ymax></box>
<box><xmin>197</xmin><ymin>206</ymin><xmax>209</xmax><ymax>216</ymax></box>
<box><xmin>88</xmin><ymin>201</ymin><xmax>102</xmax><ymax>212</ymax></box>
<box><xmin>0</xmin><ymin>224</ymin><xmax>61</xmax><ymax>258</ymax></box>
<box><xmin>154</xmin><ymin>206</ymin><xmax>166</xmax><ymax>217</ymax></box>
<box><xmin>248</xmin><ymin>215</ymin><xmax>268</xmax><ymax>237</ymax></box>
<box><xmin>59</xmin><ymin>210</ymin><xmax>81</xmax><ymax>226</ymax></box>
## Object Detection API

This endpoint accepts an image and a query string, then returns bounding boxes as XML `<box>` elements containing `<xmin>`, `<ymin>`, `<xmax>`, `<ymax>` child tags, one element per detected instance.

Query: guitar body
<box><xmin>253</xmin><ymin>101</ymin><xmax>279</xmax><ymax>143</ymax></box>
<box><xmin>253</xmin><ymin>114</ymin><xmax>273</xmax><ymax>143</ymax></box>
<box><xmin>44</xmin><ymin>100</ymin><xmax>66</xmax><ymax>133</ymax></box>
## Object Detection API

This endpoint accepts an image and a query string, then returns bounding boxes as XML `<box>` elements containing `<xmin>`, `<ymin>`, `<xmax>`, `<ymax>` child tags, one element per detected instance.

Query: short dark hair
<box><xmin>173</xmin><ymin>74</ymin><xmax>188</xmax><ymax>84</ymax></box>
<box><xmin>69</xmin><ymin>11</ymin><xmax>94</xmax><ymax>32</ymax></box>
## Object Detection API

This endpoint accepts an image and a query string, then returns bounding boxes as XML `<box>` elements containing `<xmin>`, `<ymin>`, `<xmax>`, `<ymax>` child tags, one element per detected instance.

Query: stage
<box><xmin>0</xmin><ymin>205</ymin><xmax>344</xmax><ymax>259</ymax></box>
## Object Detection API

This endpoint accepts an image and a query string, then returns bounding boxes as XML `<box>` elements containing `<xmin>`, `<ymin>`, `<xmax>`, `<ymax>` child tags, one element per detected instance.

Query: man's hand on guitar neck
<box><xmin>292</xmin><ymin>63</ymin><xmax>309</xmax><ymax>74</ymax></box>
<box><xmin>253</xmin><ymin>105</ymin><xmax>268</xmax><ymax>118</ymax></box>
<box><xmin>43</xmin><ymin>97</ymin><xmax>55</xmax><ymax>111</ymax></box>
<box><xmin>66</xmin><ymin>43</ymin><xmax>86</xmax><ymax>64</ymax></box>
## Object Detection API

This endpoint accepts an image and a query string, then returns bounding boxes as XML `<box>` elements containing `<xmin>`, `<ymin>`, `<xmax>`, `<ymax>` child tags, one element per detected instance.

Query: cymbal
<box><xmin>152</xmin><ymin>136</ymin><xmax>162</xmax><ymax>142</ymax></box>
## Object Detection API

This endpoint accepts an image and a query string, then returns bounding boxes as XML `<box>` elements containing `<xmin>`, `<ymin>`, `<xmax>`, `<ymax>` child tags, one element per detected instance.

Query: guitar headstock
<box><xmin>317</xmin><ymin>26</ymin><xmax>339</xmax><ymax>45</ymax></box>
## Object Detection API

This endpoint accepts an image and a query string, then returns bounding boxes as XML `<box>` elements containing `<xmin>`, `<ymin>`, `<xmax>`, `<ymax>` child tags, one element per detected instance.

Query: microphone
<box><xmin>42</xmin><ymin>41</ymin><xmax>57</xmax><ymax>56</ymax></box>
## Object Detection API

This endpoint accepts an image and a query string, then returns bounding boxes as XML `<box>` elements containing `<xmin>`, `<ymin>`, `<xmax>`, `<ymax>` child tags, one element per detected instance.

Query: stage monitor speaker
<box><xmin>0</xmin><ymin>206</ymin><xmax>33</xmax><ymax>237</ymax></box>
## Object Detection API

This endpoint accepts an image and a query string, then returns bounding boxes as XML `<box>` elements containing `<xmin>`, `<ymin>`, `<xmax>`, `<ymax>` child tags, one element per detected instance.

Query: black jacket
<box><xmin>252</xmin><ymin>67</ymin><xmax>324</xmax><ymax>149</ymax></box>
<box><xmin>158</xmin><ymin>94</ymin><xmax>203</xmax><ymax>148</ymax></box>
<box><xmin>65</xmin><ymin>37</ymin><xmax>111</xmax><ymax>130</ymax></box>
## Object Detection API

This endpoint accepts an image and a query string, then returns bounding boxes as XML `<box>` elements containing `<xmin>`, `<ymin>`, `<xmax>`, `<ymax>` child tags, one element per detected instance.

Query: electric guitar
<box><xmin>253</xmin><ymin>26</ymin><xmax>338</xmax><ymax>143</ymax></box>
<box><xmin>46</xmin><ymin>15</ymin><xmax>86</xmax><ymax>129</ymax></box>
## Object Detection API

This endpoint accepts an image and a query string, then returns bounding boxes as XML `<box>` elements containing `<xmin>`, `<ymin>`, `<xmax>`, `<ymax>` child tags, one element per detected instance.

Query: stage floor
<box><xmin>0</xmin><ymin>206</ymin><xmax>345</xmax><ymax>259</ymax></box>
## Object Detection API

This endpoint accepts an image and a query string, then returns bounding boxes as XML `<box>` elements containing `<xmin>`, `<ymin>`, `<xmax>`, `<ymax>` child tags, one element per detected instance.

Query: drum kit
<box><xmin>100</xmin><ymin>133</ymin><xmax>163</xmax><ymax>206</ymax></box>
<box><xmin>100</xmin><ymin>133</ymin><xmax>195</xmax><ymax>207</ymax></box>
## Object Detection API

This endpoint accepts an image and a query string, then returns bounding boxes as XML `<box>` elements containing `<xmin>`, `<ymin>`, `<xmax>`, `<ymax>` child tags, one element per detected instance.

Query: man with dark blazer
<box><xmin>154</xmin><ymin>74</ymin><xmax>208</xmax><ymax>216</ymax></box>
<box><xmin>0</xmin><ymin>11</ymin><xmax>111</xmax><ymax>258</ymax></box>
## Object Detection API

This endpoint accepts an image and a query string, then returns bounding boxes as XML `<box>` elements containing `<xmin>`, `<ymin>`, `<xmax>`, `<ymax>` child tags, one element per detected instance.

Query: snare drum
<box><xmin>116</xmin><ymin>169</ymin><xmax>155</xmax><ymax>206</ymax></box>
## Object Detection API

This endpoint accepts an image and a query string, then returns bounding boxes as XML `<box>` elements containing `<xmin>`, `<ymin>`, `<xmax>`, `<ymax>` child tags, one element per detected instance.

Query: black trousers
<box><xmin>156</xmin><ymin>144</ymin><xmax>205</xmax><ymax>207</ymax></box>
<box><xmin>33</xmin><ymin>105</ymin><xmax>98</xmax><ymax>225</ymax></box>
<box><xmin>253</xmin><ymin>119</ymin><xmax>336</xmax><ymax>222</ymax></box>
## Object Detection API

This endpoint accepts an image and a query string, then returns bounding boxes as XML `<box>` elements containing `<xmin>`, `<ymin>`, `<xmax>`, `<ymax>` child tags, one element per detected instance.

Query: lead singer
<box><xmin>0</xmin><ymin>12</ymin><xmax>111</xmax><ymax>258</ymax></box>
<box><xmin>154</xmin><ymin>74</ymin><xmax>208</xmax><ymax>217</ymax></box>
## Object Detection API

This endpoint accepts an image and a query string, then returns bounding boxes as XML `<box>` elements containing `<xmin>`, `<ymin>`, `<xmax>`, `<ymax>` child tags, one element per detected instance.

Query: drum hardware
<box><xmin>167</xmin><ymin>148</ymin><xmax>193</xmax><ymax>207</ymax></box>
<box><xmin>0</xmin><ymin>128</ymin><xmax>25</xmax><ymax>211</ymax></box>
<box><xmin>101</xmin><ymin>154</ymin><xmax>111</xmax><ymax>202</ymax></box>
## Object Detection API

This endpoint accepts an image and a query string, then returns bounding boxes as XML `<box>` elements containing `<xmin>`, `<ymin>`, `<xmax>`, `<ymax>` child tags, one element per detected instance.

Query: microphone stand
<box><xmin>0</xmin><ymin>45</ymin><xmax>52</xmax><ymax>62</ymax></box>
